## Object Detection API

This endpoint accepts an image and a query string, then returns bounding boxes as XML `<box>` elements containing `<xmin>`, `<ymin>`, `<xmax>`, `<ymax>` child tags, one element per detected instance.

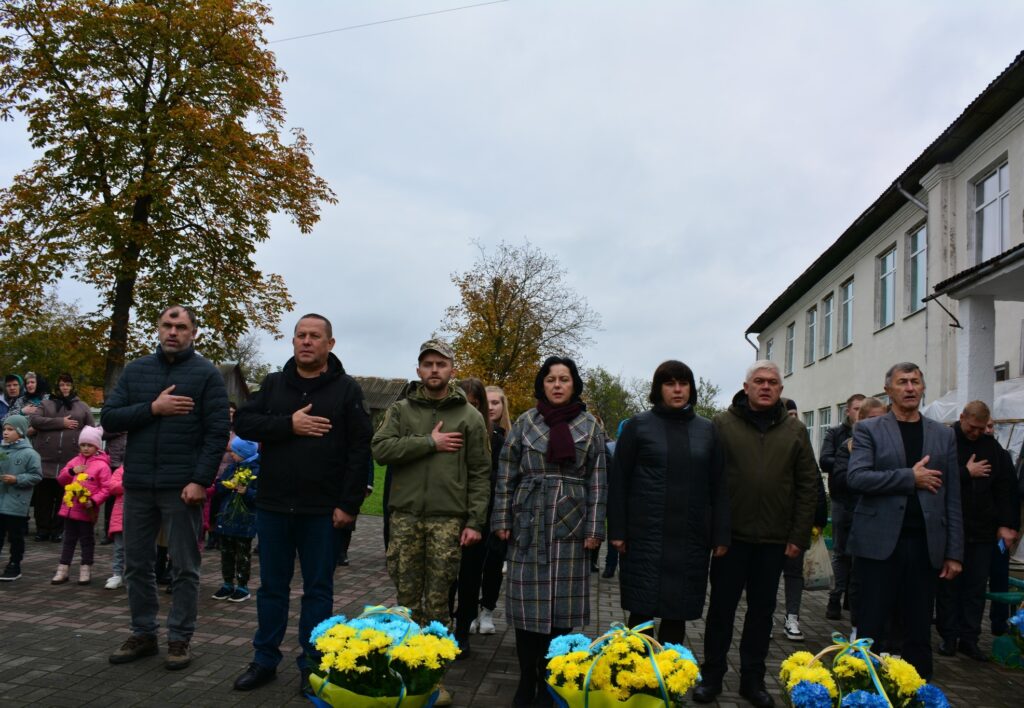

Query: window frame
<box><xmin>839</xmin><ymin>278</ymin><xmax>854</xmax><ymax>349</ymax></box>
<box><xmin>906</xmin><ymin>223</ymin><xmax>927</xmax><ymax>315</ymax></box>
<box><xmin>820</xmin><ymin>293</ymin><xmax>834</xmax><ymax>357</ymax></box>
<box><xmin>784</xmin><ymin>322</ymin><xmax>795</xmax><ymax>376</ymax></box>
<box><xmin>973</xmin><ymin>161</ymin><xmax>1010</xmax><ymax>263</ymax></box>
<box><xmin>804</xmin><ymin>306</ymin><xmax>817</xmax><ymax>366</ymax></box>
<box><xmin>765</xmin><ymin>337</ymin><xmax>774</xmax><ymax>361</ymax></box>
<box><xmin>876</xmin><ymin>246</ymin><xmax>897</xmax><ymax>330</ymax></box>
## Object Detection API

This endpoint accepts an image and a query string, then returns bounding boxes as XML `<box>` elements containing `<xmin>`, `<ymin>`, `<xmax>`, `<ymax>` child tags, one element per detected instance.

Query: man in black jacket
<box><xmin>232</xmin><ymin>314</ymin><xmax>372</xmax><ymax>696</ymax></box>
<box><xmin>103</xmin><ymin>305</ymin><xmax>230</xmax><ymax>671</ymax></box>
<box><xmin>936</xmin><ymin>401</ymin><xmax>1018</xmax><ymax>661</ymax></box>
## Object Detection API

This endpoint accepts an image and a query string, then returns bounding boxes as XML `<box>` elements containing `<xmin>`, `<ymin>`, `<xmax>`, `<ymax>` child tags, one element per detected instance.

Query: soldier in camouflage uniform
<box><xmin>372</xmin><ymin>340</ymin><xmax>491</xmax><ymax>672</ymax></box>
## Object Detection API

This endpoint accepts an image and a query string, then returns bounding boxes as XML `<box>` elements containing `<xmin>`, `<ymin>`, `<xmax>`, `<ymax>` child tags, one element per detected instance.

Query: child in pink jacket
<box><xmin>105</xmin><ymin>466</ymin><xmax>125</xmax><ymax>589</ymax></box>
<box><xmin>54</xmin><ymin>425</ymin><xmax>112</xmax><ymax>585</ymax></box>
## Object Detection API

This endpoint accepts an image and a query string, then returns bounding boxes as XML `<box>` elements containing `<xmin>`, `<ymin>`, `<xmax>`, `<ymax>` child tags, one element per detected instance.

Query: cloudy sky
<box><xmin>4</xmin><ymin>1</ymin><xmax>1024</xmax><ymax>402</ymax></box>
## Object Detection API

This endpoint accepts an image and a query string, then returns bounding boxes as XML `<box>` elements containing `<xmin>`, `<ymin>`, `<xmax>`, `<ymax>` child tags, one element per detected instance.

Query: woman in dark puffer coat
<box><xmin>607</xmin><ymin>360</ymin><xmax>730</xmax><ymax>645</ymax></box>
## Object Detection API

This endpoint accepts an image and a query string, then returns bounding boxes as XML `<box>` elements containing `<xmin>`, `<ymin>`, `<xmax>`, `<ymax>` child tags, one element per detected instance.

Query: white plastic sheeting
<box><xmin>921</xmin><ymin>377</ymin><xmax>1024</xmax><ymax>461</ymax></box>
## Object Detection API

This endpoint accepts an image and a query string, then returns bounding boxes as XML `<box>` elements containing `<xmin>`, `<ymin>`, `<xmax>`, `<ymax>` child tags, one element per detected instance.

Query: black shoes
<box><xmin>34</xmin><ymin>532</ymin><xmax>48</xmax><ymax>542</ymax></box>
<box><xmin>233</xmin><ymin>662</ymin><xmax>277</xmax><ymax>691</ymax></box>
<box><xmin>299</xmin><ymin>666</ymin><xmax>312</xmax><ymax>696</ymax></box>
<box><xmin>958</xmin><ymin>640</ymin><xmax>988</xmax><ymax>662</ymax></box>
<box><xmin>601</xmin><ymin>567</ymin><xmax>616</xmax><ymax>578</ymax></box>
<box><xmin>937</xmin><ymin>639</ymin><xmax>957</xmax><ymax>657</ymax></box>
<box><xmin>825</xmin><ymin>599</ymin><xmax>842</xmax><ymax>620</ymax></box>
<box><xmin>0</xmin><ymin>563</ymin><xmax>22</xmax><ymax>581</ymax></box>
<box><xmin>336</xmin><ymin>554</ymin><xmax>349</xmax><ymax>567</ymax></box>
<box><xmin>692</xmin><ymin>682</ymin><xmax>721</xmax><ymax>704</ymax></box>
<box><xmin>739</xmin><ymin>682</ymin><xmax>775</xmax><ymax>708</ymax></box>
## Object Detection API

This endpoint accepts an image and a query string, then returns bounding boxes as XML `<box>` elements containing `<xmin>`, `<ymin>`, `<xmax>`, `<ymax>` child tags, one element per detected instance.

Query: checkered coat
<box><xmin>492</xmin><ymin>407</ymin><xmax>607</xmax><ymax>633</ymax></box>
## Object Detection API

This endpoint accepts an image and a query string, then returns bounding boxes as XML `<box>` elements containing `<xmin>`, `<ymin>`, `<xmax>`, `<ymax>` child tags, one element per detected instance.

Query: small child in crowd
<box><xmin>212</xmin><ymin>436</ymin><xmax>259</xmax><ymax>602</ymax></box>
<box><xmin>0</xmin><ymin>415</ymin><xmax>42</xmax><ymax>581</ymax></box>
<box><xmin>105</xmin><ymin>465</ymin><xmax>125</xmax><ymax>589</ymax></box>
<box><xmin>54</xmin><ymin>425</ymin><xmax>112</xmax><ymax>585</ymax></box>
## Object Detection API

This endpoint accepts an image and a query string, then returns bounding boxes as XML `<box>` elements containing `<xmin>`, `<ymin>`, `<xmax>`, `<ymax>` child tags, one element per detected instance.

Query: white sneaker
<box><xmin>469</xmin><ymin>617</ymin><xmax>480</xmax><ymax>634</ymax></box>
<box><xmin>477</xmin><ymin>608</ymin><xmax>496</xmax><ymax>634</ymax></box>
<box><xmin>784</xmin><ymin>614</ymin><xmax>804</xmax><ymax>641</ymax></box>
<box><xmin>105</xmin><ymin>575</ymin><xmax>123</xmax><ymax>589</ymax></box>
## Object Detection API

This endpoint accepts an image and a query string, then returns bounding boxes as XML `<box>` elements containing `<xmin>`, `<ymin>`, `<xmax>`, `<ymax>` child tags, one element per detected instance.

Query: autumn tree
<box><xmin>0</xmin><ymin>291</ymin><xmax>108</xmax><ymax>404</ymax></box>
<box><xmin>210</xmin><ymin>330</ymin><xmax>272</xmax><ymax>383</ymax></box>
<box><xmin>694</xmin><ymin>376</ymin><xmax>725</xmax><ymax>419</ymax></box>
<box><xmin>0</xmin><ymin>0</ymin><xmax>335</xmax><ymax>393</ymax></box>
<box><xmin>441</xmin><ymin>240</ymin><xmax>601</xmax><ymax>415</ymax></box>
<box><xmin>583</xmin><ymin>366</ymin><xmax>641</xmax><ymax>438</ymax></box>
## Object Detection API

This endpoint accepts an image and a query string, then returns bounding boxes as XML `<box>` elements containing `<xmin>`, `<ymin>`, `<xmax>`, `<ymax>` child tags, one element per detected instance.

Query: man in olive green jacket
<box><xmin>372</xmin><ymin>340</ymin><xmax>491</xmax><ymax>635</ymax></box>
<box><xmin>694</xmin><ymin>360</ymin><xmax>819</xmax><ymax>708</ymax></box>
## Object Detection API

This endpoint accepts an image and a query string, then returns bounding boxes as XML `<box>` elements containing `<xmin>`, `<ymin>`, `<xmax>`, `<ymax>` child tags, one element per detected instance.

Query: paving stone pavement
<box><xmin>1</xmin><ymin>517</ymin><xmax>1022</xmax><ymax>706</ymax></box>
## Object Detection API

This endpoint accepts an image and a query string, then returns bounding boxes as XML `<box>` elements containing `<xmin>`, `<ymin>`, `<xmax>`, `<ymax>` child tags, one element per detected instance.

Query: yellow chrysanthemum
<box><xmin>779</xmin><ymin>651</ymin><xmax>816</xmax><ymax>683</ymax></box>
<box><xmin>786</xmin><ymin>664</ymin><xmax>838</xmax><ymax>698</ymax></box>
<box><xmin>833</xmin><ymin>654</ymin><xmax>868</xmax><ymax>678</ymax></box>
<box><xmin>882</xmin><ymin>656</ymin><xmax>925</xmax><ymax>697</ymax></box>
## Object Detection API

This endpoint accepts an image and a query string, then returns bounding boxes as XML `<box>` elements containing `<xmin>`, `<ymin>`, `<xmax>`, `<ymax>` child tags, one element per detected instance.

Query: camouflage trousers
<box><xmin>386</xmin><ymin>511</ymin><xmax>463</xmax><ymax>625</ymax></box>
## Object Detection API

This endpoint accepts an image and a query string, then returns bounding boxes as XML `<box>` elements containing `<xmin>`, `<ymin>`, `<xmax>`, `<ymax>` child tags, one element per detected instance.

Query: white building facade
<box><xmin>747</xmin><ymin>52</ymin><xmax>1024</xmax><ymax>456</ymax></box>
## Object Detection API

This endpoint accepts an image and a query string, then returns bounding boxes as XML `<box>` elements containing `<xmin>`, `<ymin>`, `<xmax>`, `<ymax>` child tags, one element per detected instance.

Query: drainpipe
<box><xmin>745</xmin><ymin>333</ymin><xmax>759</xmax><ymax>354</ymax></box>
<box><xmin>896</xmin><ymin>182</ymin><xmax>928</xmax><ymax>214</ymax></box>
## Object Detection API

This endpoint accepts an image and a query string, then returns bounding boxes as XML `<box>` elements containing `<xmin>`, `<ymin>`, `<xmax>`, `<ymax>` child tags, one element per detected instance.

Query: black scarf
<box><xmin>52</xmin><ymin>389</ymin><xmax>79</xmax><ymax>412</ymax></box>
<box><xmin>536</xmin><ymin>399</ymin><xmax>585</xmax><ymax>464</ymax></box>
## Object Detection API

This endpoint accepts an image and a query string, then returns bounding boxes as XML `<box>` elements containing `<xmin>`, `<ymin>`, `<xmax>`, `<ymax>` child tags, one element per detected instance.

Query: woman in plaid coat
<box><xmin>493</xmin><ymin>356</ymin><xmax>607</xmax><ymax>707</ymax></box>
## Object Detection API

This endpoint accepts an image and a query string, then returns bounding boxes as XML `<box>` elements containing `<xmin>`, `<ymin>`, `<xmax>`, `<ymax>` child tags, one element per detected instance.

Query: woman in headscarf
<box><xmin>28</xmin><ymin>373</ymin><xmax>95</xmax><ymax>541</ymax></box>
<box><xmin>493</xmin><ymin>357</ymin><xmax>606</xmax><ymax>707</ymax></box>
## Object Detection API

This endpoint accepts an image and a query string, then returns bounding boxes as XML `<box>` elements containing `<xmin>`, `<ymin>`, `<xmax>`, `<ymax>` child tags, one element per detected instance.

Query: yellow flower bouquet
<box><xmin>307</xmin><ymin>605</ymin><xmax>460</xmax><ymax>708</ymax></box>
<box><xmin>219</xmin><ymin>466</ymin><xmax>257</xmax><ymax>525</ymax></box>
<box><xmin>779</xmin><ymin>634</ymin><xmax>951</xmax><ymax>707</ymax></box>
<box><xmin>545</xmin><ymin>621</ymin><xmax>701</xmax><ymax>707</ymax></box>
<box><xmin>63</xmin><ymin>472</ymin><xmax>92</xmax><ymax>508</ymax></box>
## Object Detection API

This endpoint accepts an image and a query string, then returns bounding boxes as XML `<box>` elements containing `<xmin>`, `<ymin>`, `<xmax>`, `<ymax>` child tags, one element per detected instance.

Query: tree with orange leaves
<box><xmin>0</xmin><ymin>0</ymin><xmax>335</xmax><ymax>393</ymax></box>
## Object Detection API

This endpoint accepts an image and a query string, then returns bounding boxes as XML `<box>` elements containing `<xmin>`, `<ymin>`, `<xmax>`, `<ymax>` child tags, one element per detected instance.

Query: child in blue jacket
<box><xmin>0</xmin><ymin>415</ymin><xmax>42</xmax><ymax>581</ymax></box>
<box><xmin>212</xmin><ymin>437</ymin><xmax>259</xmax><ymax>602</ymax></box>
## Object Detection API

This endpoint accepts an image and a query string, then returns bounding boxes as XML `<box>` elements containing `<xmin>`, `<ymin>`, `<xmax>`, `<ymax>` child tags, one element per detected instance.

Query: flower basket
<box><xmin>306</xmin><ymin>605</ymin><xmax>458</xmax><ymax>708</ymax></box>
<box><xmin>994</xmin><ymin>606</ymin><xmax>1024</xmax><ymax>668</ymax></box>
<box><xmin>780</xmin><ymin>633</ymin><xmax>951</xmax><ymax>708</ymax></box>
<box><xmin>545</xmin><ymin>621</ymin><xmax>701</xmax><ymax>707</ymax></box>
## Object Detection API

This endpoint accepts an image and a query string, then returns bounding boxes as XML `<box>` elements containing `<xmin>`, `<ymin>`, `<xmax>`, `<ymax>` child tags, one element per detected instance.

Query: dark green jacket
<box><xmin>372</xmin><ymin>381</ymin><xmax>491</xmax><ymax>531</ymax></box>
<box><xmin>713</xmin><ymin>392</ymin><xmax>819</xmax><ymax>548</ymax></box>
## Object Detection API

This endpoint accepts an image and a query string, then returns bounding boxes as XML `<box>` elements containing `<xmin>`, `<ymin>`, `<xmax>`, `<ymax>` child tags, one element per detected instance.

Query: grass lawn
<box><xmin>361</xmin><ymin>464</ymin><xmax>387</xmax><ymax>516</ymax></box>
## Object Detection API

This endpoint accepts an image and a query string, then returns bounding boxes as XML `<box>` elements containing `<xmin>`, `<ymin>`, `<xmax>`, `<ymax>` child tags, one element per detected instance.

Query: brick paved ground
<box><xmin>1</xmin><ymin>516</ymin><xmax>1022</xmax><ymax>706</ymax></box>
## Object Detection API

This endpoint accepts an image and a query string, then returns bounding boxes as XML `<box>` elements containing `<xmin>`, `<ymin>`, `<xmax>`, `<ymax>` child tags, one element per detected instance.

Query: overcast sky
<box><xmin>4</xmin><ymin>1</ymin><xmax>1024</xmax><ymax>402</ymax></box>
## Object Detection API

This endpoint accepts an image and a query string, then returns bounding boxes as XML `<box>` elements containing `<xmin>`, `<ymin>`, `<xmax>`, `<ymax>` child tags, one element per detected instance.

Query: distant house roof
<box><xmin>747</xmin><ymin>49</ymin><xmax>1024</xmax><ymax>335</ymax></box>
<box><xmin>354</xmin><ymin>376</ymin><xmax>408</xmax><ymax>411</ymax></box>
<box><xmin>216</xmin><ymin>363</ymin><xmax>251</xmax><ymax>402</ymax></box>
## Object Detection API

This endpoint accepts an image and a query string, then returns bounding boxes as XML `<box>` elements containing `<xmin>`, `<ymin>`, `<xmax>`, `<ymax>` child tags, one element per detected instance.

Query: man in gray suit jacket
<box><xmin>847</xmin><ymin>362</ymin><xmax>963</xmax><ymax>681</ymax></box>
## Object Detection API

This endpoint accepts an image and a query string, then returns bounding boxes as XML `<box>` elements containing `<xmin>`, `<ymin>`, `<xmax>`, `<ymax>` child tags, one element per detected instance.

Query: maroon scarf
<box><xmin>536</xmin><ymin>399</ymin><xmax>584</xmax><ymax>464</ymax></box>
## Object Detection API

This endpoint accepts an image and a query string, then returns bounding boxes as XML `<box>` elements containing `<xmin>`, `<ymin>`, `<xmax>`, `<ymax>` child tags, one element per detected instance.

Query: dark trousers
<box><xmin>32</xmin><ymin>478</ymin><xmax>64</xmax><ymax>535</ymax></box>
<box><xmin>829</xmin><ymin>499</ymin><xmax>853</xmax><ymax>605</ymax></box>
<box><xmin>702</xmin><ymin>541</ymin><xmax>786</xmax><ymax>686</ymax></box>
<box><xmin>0</xmin><ymin>513</ymin><xmax>26</xmax><ymax>564</ymax></box>
<box><xmin>59</xmin><ymin>518</ymin><xmax>96</xmax><ymax>565</ymax></box>
<box><xmin>514</xmin><ymin>627</ymin><xmax>569</xmax><ymax>702</ymax></box>
<box><xmin>604</xmin><ymin>544</ymin><xmax>619</xmax><ymax>574</ymax></box>
<box><xmin>627</xmin><ymin>612</ymin><xmax>686</xmax><ymax>645</ymax></box>
<box><xmin>220</xmin><ymin>535</ymin><xmax>253</xmax><ymax>586</ymax></box>
<box><xmin>855</xmin><ymin>534</ymin><xmax>936</xmax><ymax>680</ymax></box>
<box><xmin>253</xmin><ymin>510</ymin><xmax>335</xmax><ymax>671</ymax></box>
<box><xmin>454</xmin><ymin>533</ymin><xmax>507</xmax><ymax>634</ymax></box>
<box><xmin>989</xmin><ymin>541</ymin><xmax>1011</xmax><ymax>635</ymax></box>
<box><xmin>936</xmin><ymin>541</ymin><xmax>991</xmax><ymax>645</ymax></box>
<box><xmin>335</xmin><ymin>521</ymin><xmax>356</xmax><ymax>563</ymax></box>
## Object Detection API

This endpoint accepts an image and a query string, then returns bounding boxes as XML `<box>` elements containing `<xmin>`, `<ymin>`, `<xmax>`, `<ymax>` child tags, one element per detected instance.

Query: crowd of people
<box><xmin>1</xmin><ymin>304</ymin><xmax>1023</xmax><ymax>708</ymax></box>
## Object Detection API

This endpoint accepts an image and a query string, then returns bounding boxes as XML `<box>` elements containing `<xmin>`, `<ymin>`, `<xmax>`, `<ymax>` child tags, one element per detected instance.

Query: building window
<box><xmin>765</xmin><ymin>338</ymin><xmax>774</xmax><ymax>361</ymax></box>
<box><xmin>975</xmin><ymin>161</ymin><xmax>1009</xmax><ymax>262</ymax></box>
<box><xmin>818</xmin><ymin>406</ymin><xmax>832</xmax><ymax>452</ymax></box>
<box><xmin>877</xmin><ymin>247</ymin><xmax>896</xmax><ymax>329</ymax></box>
<box><xmin>995</xmin><ymin>362</ymin><xmax>1009</xmax><ymax>382</ymax></box>
<box><xmin>838</xmin><ymin>402</ymin><xmax>848</xmax><ymax>423</ymax></box>
<box><xmin>803</xmin><ymin>411</ymin><xmax>815</xmax><ymax>448</ymax></box>
<box><xmin>820</xmin><ymin>294</ymin><xmax>834</xmax><ymax>357</ymax></box>
<box><xmin>805</xmin><ymin>307</ymin><xmax>817</xmax><ymax>366</ymax></box>
<box><xmin>839</xmin><ymin>278</ymin><xmax>854</xmax><ymax>348</ymax></box>
<box><xmin>785</xmin><ymin>322</ymin><xmax>795</xmax><ymax>375</ymax></box>
<box><xmin>907</xmin><ymin>225</ymin><xmax>927</xmax><ymax>314</ymax></box>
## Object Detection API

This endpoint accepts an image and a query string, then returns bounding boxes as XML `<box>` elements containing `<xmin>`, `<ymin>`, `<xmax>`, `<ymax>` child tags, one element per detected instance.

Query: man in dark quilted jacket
<box><xmin>102</xmin><ymin>305</ymin><xmax>230</xmax><ymax>671</ymax></box>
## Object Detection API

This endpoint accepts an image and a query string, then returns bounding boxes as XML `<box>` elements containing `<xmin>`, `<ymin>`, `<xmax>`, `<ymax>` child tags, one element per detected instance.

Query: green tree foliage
<box><xmin>0</xmin><ymin>0</ymin><xmax>335</xmax><ymax>392</ymax></box>
<box><xmin>583</xmin><ymin>367</ymin><xmax>642</xmax><ymax>439</ymax></box>
<box><xmin>694</xmin><ymin>376</ymin><xmax>725</xmax><ymax>420</ymax></box>
<box><xmin>441</xmin><ymin>240</ymin><xmax>601</xmax><ymax>416</ymax></box>
<box><xmin>0</xmin><ymin>291</ymin><xmax>107</xmax><ymax>404</ymax></box>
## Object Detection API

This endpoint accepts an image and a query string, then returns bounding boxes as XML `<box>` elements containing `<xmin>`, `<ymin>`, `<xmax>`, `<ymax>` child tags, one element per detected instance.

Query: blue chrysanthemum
<box><xmin>840</xmin><ymin>690</ymin><xmax>889</xmax><ymax>707</ymax></box>
<box><xmin>422</xmin><ymin>621</ymin><xmax>453</xmax><ymax>639</ymax></box>
<box><xmin>790</xmin><ymin>680</ymin><xmax>832</xmax><ymax>708</ymax></box>
<box><xmin>915</xmin><ymin>684</ymin><xmax>951</xmax><ymax>708</ymax></box>
<box><xmin>662</xmin><ymin>642</ymin><xmax>697</xmax><ymax>666</ymax></box>
<box><xmin>546</xmin><ymin>633</ymin><xmax>592</xmax><ymax>658</ymax></box>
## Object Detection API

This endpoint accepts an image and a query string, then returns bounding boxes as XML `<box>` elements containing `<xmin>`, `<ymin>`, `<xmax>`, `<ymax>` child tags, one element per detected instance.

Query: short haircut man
<box><xmin>846</xmin><ymin>362</ymin><xmax>964</xmax><ymax>680</ymax></box>
<box><xmin>934</xmin><ymin>400</ymin><xmax>1018</xmax><ymax>660</ymax></box>
<box><xmin>102</xmin><ymin>305</ymin><xmax>230</xmax><ymax>670</ymax></box>
<box><xmin>231</xmin><ymin>314</ymin><xmax>372</xmax><ymax>694</ymax></box>
<box><xmin>695</xmin><ymin>360</ymin><xmax>819</xmax><ymax>706</ymax></box>
<box><xmin>372</xmin><ymin>340</ymin><xmax>491</xmax><ymax>628</ymax></box>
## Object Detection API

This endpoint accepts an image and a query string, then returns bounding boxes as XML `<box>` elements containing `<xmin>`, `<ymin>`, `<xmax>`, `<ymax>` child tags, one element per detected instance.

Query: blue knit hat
<box><xmin>3</xmin><ymin>414</ymin><xmax>29</xmax><ymax>439</ymax></box>
<box><xmin>230</xmin><ymin>437</ymin><xmax>259</xmax><ymax>462</ymax></box>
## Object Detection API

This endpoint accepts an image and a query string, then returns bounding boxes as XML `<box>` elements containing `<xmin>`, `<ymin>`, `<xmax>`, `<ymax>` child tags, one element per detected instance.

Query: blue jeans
<box><xmin>253</xmin><ymin>510</ymin><xmax>336</xmax><ymax>670</ymax></box>
<box><xmin>123</xmin><ymin>488</ymin><xmax>203</xmax><ymax>642</ymax></box>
